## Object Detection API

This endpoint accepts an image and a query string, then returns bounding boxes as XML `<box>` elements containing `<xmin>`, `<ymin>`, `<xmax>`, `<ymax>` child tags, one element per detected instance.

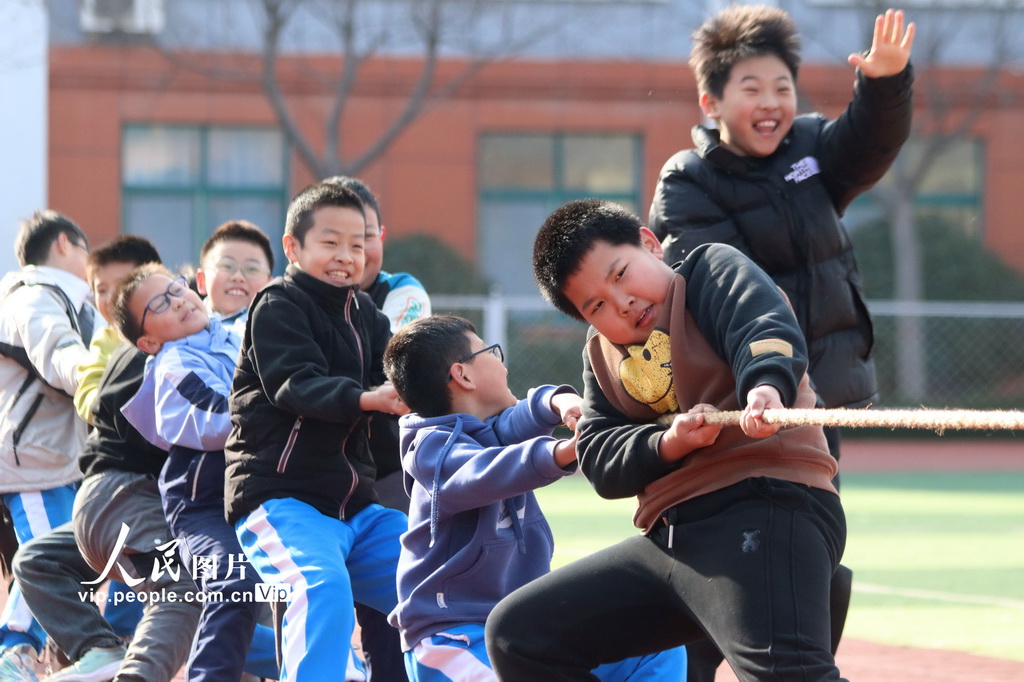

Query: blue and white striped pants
<box><xmin>236</xmin><ymin>498</ymin><xmax>406</xmax><ymax>682</ymax></box>
<box><xmin>0</xmin><ymin>483</ymin><xmax>77</xmax><ymax>650</ymax></box>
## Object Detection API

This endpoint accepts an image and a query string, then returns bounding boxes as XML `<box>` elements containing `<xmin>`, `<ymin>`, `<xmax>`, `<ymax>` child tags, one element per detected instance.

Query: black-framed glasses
<box><xmin>140</xmin><ymin>276</ymin><xmax>188</xmax><ymax>333</ymax></box>
<box><xmin>446</xmin><ymin>343</ymin><xmax>504</xmax><ymax>383</ymax></box>
<box><xmin>212</xmin><ymin>260</ymin><xmax>269</xmax><ymax>280</ymax></box>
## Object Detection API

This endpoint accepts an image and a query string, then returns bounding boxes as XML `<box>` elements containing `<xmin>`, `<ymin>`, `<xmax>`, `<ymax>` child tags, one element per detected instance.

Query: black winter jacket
<box><xmin>225</xmin><ymin>265</ymin><xmax>391</xmax><ymax>524</ymax></box>
<box><xmin>649</xmin><ymin>66</ymin><xmax>914</xmax><ymax>408</ymax></box>
<box><xmin>79</xmin><ymin>342</ymin><xmax>168</xmax><ymax>479</ymax></box>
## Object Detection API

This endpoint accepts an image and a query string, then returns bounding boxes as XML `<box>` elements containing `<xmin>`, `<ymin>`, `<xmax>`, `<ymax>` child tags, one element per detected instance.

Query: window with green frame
<box><xmin>122</xmin><ymin>125</ymin><xmax>289</xmax><ymax>273</ymax></box>
<box><xmin>904</xmin><ymin>137</ymin><xmax>983</xmax><ymax>238</ymax></box>
<box><xmin>478</xmin><ymin>132</ymin><xmax>642</xmax><ymax>296</ymax></box>
<box><xmin>846</xmin><ymin>137</ymin><xmax>983</xmax><ymax>238</ymax></box>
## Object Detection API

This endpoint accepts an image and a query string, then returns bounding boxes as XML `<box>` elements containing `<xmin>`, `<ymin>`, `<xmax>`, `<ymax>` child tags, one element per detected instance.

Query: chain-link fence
<box><xmin>432</xmin><ymin>295</ymin><xmax>1024</xmax><ymax>411</ymax></box>
<box><xmin>869</xmin><ymin>301</ymin><xmax>1024</xmax><ymax>409</ymax></box>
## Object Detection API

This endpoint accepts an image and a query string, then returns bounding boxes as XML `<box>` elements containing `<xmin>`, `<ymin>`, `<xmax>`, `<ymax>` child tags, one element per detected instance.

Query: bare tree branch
<box><xmin>321</xmin><ymin>0</ymin><xmax>362</xmax><ymax>173</ymax></box>
<box><xmin>259</xmin><ymin>0</ymin><xmax>327</xmax><ymax>178</ymax></box>
<box><xmin>343</xmin><ymin>0</ymin><xmax>556</xmax><ymax>174</ymax></box>
<box><xmin>113</xmin><ymin>0</ymin><xmax>550</xmax><ymax>178</ymax></box>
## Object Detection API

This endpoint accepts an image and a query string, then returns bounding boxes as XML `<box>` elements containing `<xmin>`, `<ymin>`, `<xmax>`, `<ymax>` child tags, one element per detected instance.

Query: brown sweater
<box><xmin>582</xmin><ymin>247</ymin><xmax>837</xmax><ymax>531</ymax></box>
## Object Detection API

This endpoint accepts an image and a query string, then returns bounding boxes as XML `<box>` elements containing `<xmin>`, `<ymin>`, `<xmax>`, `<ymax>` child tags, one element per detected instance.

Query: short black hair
<box><xmin>88</xmin><ymin>235</ymin><xmax>162</xmax><ymax>278</ymax></box>
<box><xmin>285</xmin><ymin>182</ymin><xmax>366</xmax><ymax>246</ymax></box>
<box><xmin>384</xmin><ymin>315</ymin><xmax>476</xmax><ymax>418</ymax></box>
<box><xmin>15</xmin><ymin>210</ymin><xmax>88</xmax><ymax>267</ymax></box>
<box><xmin>533</xmin><ymin>199</ymin><xmax>644</xmax><ymax>321</ymax></box>
<box><xmin>690</xmin><ymin>4</ymin><xmax>801</xmax><ymax>98</ymax></box>
<box><xmin>110</xmin><ymin>262</ymin><xmax>174</xmax><ymax>346</ymax></box>
<box><xmin>323</xmin><ymin>176</ymin><xmax>382</xmax><ymax>226</ymax></box>
<box><xmin>200</xmin><ymin>220</ymin><xmax>274</xmax><ymax>272</ymax></box>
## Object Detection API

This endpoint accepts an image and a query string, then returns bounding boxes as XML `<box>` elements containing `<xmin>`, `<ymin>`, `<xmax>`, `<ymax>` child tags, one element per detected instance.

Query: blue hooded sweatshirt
<box><xmin>388</xmin><ymin>384</ymin><xmax>577</xmax><ymax>650</ymax></box>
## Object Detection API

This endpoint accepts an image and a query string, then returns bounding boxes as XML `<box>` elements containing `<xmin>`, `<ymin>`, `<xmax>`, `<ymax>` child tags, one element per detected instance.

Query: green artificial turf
<box><xmin>536</xmin><ymin>471</ymin><xmax>1024</xmax><ymax>661</ymax></box>
<box><xmin>840</xmin><ymin>471</ymin><xmax>1024</xmax><ymax>661</ymax></box>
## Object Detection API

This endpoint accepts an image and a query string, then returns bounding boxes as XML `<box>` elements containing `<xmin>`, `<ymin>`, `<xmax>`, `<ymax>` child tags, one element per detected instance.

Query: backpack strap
<box><xmin>0</xmin><ymin>279</ymin><xmax>85</xmax><ymax>393</ymax></box>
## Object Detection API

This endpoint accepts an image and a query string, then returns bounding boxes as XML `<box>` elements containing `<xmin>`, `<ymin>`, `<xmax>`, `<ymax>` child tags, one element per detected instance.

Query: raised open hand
<box><xmin>848</xmin><ymin>8</ymin><xmax>915</xmax><ymax>78</ymax></box>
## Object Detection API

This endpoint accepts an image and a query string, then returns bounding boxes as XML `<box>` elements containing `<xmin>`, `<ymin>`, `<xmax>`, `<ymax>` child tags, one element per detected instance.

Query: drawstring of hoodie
<box><xmin>429</xmin><ymin>417</ymin><xmax>463</xmax><ymax>548</ymax></box>
<box><xmin>426</xmin><ymin>416</ymin><xmax>527</xmax><ymax>555</ymax></box>
<box><xmin>504</xmin><ymin>497</ymin><xmax>527</xmax><ymax>555</ymax></box>
<box><xmin>661</xmin><ymin>505</ymin><xmax>679</xmax><ymax>549</ymax></box>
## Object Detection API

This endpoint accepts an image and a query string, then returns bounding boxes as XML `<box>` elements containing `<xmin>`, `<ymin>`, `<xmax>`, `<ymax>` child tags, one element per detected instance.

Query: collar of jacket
<box><xmin>690</xmin><ymin>124</ymin><xmax>794</xmax><ymax>176</ymax></box>
<box><xmin>172</xmin><ymin>316</ymin><xmax>236</xmax><ymax>355</ymax></box>
<box><xmin>284</xmin><ymin>264</ymin><xmax>359</xmax><ymax>313</ymax></box>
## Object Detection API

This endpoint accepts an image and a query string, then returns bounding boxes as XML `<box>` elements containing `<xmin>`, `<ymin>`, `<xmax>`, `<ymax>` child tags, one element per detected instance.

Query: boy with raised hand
<box><xmin>486</xmin><ymin>200</ymin><xmax>844</xmax><ymax>681</ymax></box>
<box><xmin>226</xmin><ymin>182</ymin><xmax>408</xmax><ymax>681</ymax></box>
<box><xmin>0</xmin><ymin>211</ymin><xmax>94</xmax><ymax>681</ymax></box>
<box><xmin>384</xmin><ymin>315</ymin><xmax>685</xmax><ymax>682</ymax></box>
<box><xmin>111</xmin><ymin>262</ymin><xmax>277</xmax><ymax>682</ymax></box>
<box><xmin>649</xmin><ymin>5</ymin><xmax>914</xmax><ymax>458</ymax></box>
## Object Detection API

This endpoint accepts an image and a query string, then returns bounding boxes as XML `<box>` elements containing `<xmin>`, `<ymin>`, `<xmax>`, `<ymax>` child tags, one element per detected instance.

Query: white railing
<box><xmin>431</xmin><ymin>293</ymin><xmax>1024</xmax><ymax>409</ymax></box>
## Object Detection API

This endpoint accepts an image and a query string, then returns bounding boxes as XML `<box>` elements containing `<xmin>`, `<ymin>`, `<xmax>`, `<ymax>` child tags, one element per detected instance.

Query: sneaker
<box><xmin>42</xmin><ymin>647</ymin><xmax>123</xmax><ymax>682</ymax></box>
<box><xmin>0</xmin><ymin>645</ymin><xmax>40</xmax><ymax>682</ymax></box>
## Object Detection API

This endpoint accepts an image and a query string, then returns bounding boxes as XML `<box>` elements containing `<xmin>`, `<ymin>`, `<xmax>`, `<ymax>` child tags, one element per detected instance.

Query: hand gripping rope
<box><xmin>657</xmin><ymin>408</ymin><xmax>1024</xmax><ymax>436</ymax></box>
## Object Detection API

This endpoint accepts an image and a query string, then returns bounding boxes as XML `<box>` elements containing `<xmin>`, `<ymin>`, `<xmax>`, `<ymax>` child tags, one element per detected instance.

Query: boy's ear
<box><xmin>638</xmin><ymin>227</ymin><xmax>664</xmax><ymax>259</ymax></box>
<box><xmin>195</xmin><ymin>268</ymin><xmax>209</xmax><ymax>296</ymax></box>
<box><xmin>699</xmin><ymin>92</ymin><xmax>720</xmax><ymax>119</ymax></box>
<box><xmin>447</xmin><ymin>361</ymin><xmax>475</xmax><ymax>392</ymax></box>
<box><xmin>282</xmin><ymin>234</ymin><xmax>298</xmax><ymax>263</ymax></box>
<box><xmin>136</xmin><ymin>335</ymin><xmax>161</xmax><ymax>356</ymax></box>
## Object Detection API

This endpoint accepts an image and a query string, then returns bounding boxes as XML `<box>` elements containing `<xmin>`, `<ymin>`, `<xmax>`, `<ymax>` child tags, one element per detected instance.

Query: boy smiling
<box><xmin>225</xmin><ymin>182</ymin><xmax>407</xmax><ymax>681</ymax></box>
<box><xmin>195</xmin><ymin>220</ymin><xmax>274</xmax><ymax>336</ymax></box>
<box><xmin>649</xmin><ymin>5</ymin><xmax>915</xmax><ymax>437</ymax></box>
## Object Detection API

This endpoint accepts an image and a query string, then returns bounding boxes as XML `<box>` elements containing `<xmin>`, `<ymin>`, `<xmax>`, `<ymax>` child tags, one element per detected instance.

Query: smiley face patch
<box><xmin>619</xmin><ymin>329</ymin><xmax>678</xmax><ymax>415</ymax></box>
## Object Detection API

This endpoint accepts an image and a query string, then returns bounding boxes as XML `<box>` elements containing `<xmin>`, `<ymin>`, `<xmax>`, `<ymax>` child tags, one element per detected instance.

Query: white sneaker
<box><xmin>0</xmin><ymin>645</ymin><xmax>40</xmax><ymax>682</ymax></box>
<box><xmin>42</xmin><ymin>646</ymin><xmax>123</xmax><ymax>682</ymax></box>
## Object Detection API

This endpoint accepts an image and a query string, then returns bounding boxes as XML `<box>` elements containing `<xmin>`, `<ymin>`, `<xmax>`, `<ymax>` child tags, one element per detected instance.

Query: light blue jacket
<box><xmin>122</xmin><ymin>317</ymin><xmax>239</xmax><ymax>454</ymax></box>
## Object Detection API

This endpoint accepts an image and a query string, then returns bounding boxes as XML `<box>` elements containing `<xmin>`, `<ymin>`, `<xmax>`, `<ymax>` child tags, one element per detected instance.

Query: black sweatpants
<box><xmin>486</xmin><ymin>477</ymin><xmax>847</xmax><ymax>682</ymax></box>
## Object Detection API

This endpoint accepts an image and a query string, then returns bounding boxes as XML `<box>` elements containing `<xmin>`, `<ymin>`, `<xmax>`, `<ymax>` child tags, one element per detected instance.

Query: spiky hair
<box><xmin>689</xmin><ymin>4</ymin><xmax>801</xmax><ymax>97</ymax></box>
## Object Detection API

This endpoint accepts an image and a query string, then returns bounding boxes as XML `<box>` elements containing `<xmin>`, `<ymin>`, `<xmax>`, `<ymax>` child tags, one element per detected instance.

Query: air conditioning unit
<box><xmin>81</xmin><ymin>0</ymin><xmax>165</xmax><ymax>35</ymax></box>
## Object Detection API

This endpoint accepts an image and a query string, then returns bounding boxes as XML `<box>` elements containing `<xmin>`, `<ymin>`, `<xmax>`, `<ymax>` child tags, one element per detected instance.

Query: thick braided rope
<box><xmin>657</xmin><ymin>408</ymin><xmax>1024</xmax><ymax>435</ymax></box>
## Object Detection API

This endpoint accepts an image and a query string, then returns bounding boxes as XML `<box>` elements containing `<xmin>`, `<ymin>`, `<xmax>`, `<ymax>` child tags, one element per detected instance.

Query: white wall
<box><xmin>0</xmin><ymin>2</ymin><xmax>48</xmax><ymax>275</ymax></box>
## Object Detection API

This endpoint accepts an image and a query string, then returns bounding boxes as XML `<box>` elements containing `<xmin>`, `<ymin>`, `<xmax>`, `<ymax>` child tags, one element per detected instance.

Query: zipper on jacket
<box><xmin>190</xmin><ymin>453</ymin><xmax>207</xmax><ymax>501</ymax></box>
<box><xmin>11</xmin><ymin>393</ymin><xmax>45</xmax><ymax>467</ymax></box>
<box><xmin>343</xmin><ymin>290</ymin><xmax>365</xmax><ymax>378</ymax></box>
<box><xmin>337</xmin><ymin>426</ymin><xmax>358</xmax><ymax>520</ymax></box>
<box><xmin>276</xmin><ymin>416</ymin><xmax>303</xmax><ymax>473</ymax></box>
<box><xmin>338</xmin><ymin>454</ymin><xmax>359</xmax><ymax>521</ymax></box>
<box><xmin>338</xmin><ymin>288</ymin><xmax>364</xmax><ymax>521</ymax></box>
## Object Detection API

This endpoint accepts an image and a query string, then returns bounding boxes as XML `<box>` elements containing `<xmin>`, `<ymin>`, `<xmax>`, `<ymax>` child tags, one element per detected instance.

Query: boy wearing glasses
<box><xmin>195</xmin><ymin>220</ymin><xmax>274</xmax><ymax>337</ymax></box>
<box><xmin>110</xmin><ymin>263</ymin><xmax>278</xmax><ymax>682</ymax></box>
<box><xmin>225</xmin><ymin>182</ymin><xmax>408</xmax><ymax>681</ymax></box>
<box><xmin>382</xmin><ymin>315</ymin><xmax>684</xmax><ymax>681</ymax></box>
<box><xmin>26</xmin><ymin>241</ymin><xmax>204</xmax><ymax>682</ymax></box>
